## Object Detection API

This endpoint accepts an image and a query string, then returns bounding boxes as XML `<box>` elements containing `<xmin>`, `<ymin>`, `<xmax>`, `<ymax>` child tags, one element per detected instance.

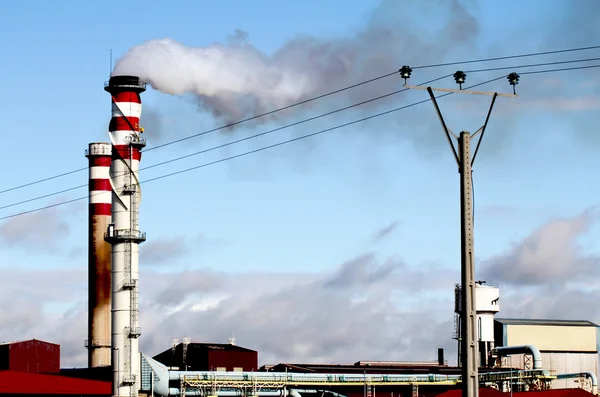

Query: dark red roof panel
<box><xmin>0</xmin><ymin>370</ymin><xmax>111</xmax><ymax>395</ymax></box>
<box><xmin>436</xmin><ymin>388</ymin><xmax>595</xmax><ymax>397</ymax></box>
<box><xmin>435</xmin><ymin>388</ymin><xmax>506</xmax><ymax>397</ymax></box>
<box><xmin>512</xmin><ymin>389</ymin><xmax>595</xmax><ymax>397</ymax></box>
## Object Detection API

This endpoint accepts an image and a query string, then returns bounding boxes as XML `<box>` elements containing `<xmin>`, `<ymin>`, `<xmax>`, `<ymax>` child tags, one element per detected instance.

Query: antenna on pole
<box><xmin>228</xmin><ymin>331</ymin><xmax>236</xmax><ymax>345</ymax></box>
<box><xmin>401</xmin><ymin>67</ymin><xmax>519</xmax><ymax>397</ymax></box>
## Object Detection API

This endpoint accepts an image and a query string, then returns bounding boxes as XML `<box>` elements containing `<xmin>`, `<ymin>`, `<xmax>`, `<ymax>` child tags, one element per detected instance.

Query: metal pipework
<box><xmin>142</xmin><ymin>355</ymin><xmax>461</xmax><ymax>397</ymax></box>
<box><xmin>556</xmin><ymin>372</ymin><xmax>598</xmax><ymax>395</ymax></box>
<box><xmin>167</xmin><ymin>389</ymin><xmax>346</xmax><ymax>397</ymax></box>
<box><xmin>494</xmin><ymin>345</ymin><xmax>542</xmax><ymax>370</ymax></box>
<box><xmin>141</xmin><ymin>355</ymin><xmax>559</xmax><ymax>397</ymax></box>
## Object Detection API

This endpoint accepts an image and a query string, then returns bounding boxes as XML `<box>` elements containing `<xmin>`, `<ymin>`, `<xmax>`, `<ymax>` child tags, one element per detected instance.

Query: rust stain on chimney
<box><xmin>88</xmin><ymin>213</ymin><xmax>112</xmax><ymax>368</ymax></box>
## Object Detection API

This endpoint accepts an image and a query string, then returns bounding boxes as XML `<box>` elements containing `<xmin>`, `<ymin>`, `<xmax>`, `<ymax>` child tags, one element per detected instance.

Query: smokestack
<box><xmin>438</xmin><ymin>348</ymin><xmax>445</xmax><ymax>366</ymax></box>
<box><xmin>103</xmin><ymin>75</ymin><xmax>147</xmax><ymax>397</ymax></box>
<box><xmin>85</xmin><ymin>142</ymin><xmax>113</xmax><ymax>368</ymax></box>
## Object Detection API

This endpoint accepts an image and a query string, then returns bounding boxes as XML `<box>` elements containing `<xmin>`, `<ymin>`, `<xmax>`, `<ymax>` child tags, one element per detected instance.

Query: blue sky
<box><xmin>0</xmin><ymin>0</ymin><xmax>599</xmax><ymax>367</ymax></box>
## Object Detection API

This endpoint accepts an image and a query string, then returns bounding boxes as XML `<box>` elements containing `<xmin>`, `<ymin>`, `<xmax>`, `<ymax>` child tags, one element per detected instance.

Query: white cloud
<box><xmin>481</xmin><ymin>209</ymin><xmax>598</xmax><ymax>286</ymax></box>
<box><xmin>2</xmin><ymin>211</ymin><xmax>600</xmax><ymax>369</ymax></box>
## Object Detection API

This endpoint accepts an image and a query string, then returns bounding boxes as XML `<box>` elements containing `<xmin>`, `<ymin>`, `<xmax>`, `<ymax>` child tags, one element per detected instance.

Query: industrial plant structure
<box><xmin>454</xmin><ymin>281</ymin><xmax>501</xmax><ymax>368</ymax></box>
<box><xmin>0</xmin><ymin>339</ymin><xmax>111</xmax><ymax>396</ymax></box>
<box><xmin>493</xmin><ymin>318</ymin><xmax>599</xmax><ymax>392</ymax></box>
<box><xmin>86</xmin><ymin>142</ymin><xmax>114</xmax><ymax>368</ymax></box>
<box><xmin>0</xmin><ymin>74</ymin><xmax>598</xmax><ymax>397</ymax></box>
<box><xmin>103</xmin><ymin>75</ymin><xmax>147</xmax><ymax>397</ymax></box>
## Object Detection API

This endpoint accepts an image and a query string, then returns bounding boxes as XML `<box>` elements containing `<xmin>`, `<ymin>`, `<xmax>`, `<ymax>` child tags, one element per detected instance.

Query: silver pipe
<box><xmin>167</xmin><ymin>389</ymin><xmax>343</xmax><ymax>397</ymax></box>
<box><xmin>557</xmin><ymin>372</ymin><xmax>598</xmax><ymax>395</ymax></box>
<box><xmin>494</xmin><ymin>345</ymin><xmax>542</xmax><ymax>370</ymax></box>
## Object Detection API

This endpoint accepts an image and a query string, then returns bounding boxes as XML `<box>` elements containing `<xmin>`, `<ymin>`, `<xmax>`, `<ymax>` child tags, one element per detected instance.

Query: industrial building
<box><xmin>0</xmin><ymin>340</ymin><xmax>60</xmax><ymax>374</ymax></box>
<box><xmin>494</xmin><ymin>318</ymin><xmax>599</xmax><ymax>392</ymax></box>
<box><xmin>153</xmin><ymin>340</ymin><xmax>259</xmax><ymax>372</ymax></box>
<box><xmin>0</xmin><ymin>339</ymin><xmax>111</xmax><ymax>396</ymax></box>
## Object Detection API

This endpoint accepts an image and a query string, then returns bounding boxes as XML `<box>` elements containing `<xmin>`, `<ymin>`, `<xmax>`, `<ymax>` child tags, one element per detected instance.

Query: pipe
<box><xmin>168</xmin><ymin>370</ymin><xmax>461</xmax><ymax>382</ymax></box>
<box><xmin>494</xmin><ymin>345</ymin><xmax>542</xmax><ymax>370</ymax></box>
<box><xmin>142</xmin><ymin>355</ymin><xmax>554</xmax><ymax>397</ymax></box>
<box><xmin>142</xmin><ymin>354</ymin><xmax>460</xmax><ymax>397</ymax></box>
<box><xmin>168</xmin><ymin>389</ymin><xmax>346</xmax><ymax>397</ymax></box>
<box><xmin>86</xmin><ymin>142</ymin><xmax>113</xmax><ymax>368</ymax></box>
<box><xmin>169</xmin><ymin>389</ymin><xmax>289</xmax><ymax>396</ymax></box>
<box><xmin>143</xmin><ymin>356</ymin><xmax>345</xmax><ymax>397</ymax></box>
<box><xmin>556</xmin><ymin>372</ymin><xmax>598</xmax><ymax>395</ymax></box>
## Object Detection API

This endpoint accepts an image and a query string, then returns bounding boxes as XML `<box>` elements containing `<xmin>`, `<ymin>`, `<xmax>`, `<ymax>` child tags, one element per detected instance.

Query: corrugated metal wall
<box><xmin>501</xmin><ymin>352</ymin><xmax>598</xmax><ymax>392</ymax></box>
<box><xmin>1</xmin><ymin>340</ymin><xmax>60</xmax><ymax>374</ymax></box>
<box><xmin>208</xmin><ymin>349</ymin><xmax>258</xmax><ymax>371</ymax></box>
<box><xmin>495</xmin><ymin>321</ymin><xmax>599</xmax><ymax>393</ymax></box>
<box><xmin>506</xmin><ymin>325</ymin><xmax>597</xmax><ymax>352</ymax></box>
<box><xmin>543</xmin><ymin>352</ymin><xmax>598</xmax><ymax>391</ymax></box>
<box><xmin>153</xmin><ymin>343</ymin><xmax>258</xmax><ymax>372</ymax></box>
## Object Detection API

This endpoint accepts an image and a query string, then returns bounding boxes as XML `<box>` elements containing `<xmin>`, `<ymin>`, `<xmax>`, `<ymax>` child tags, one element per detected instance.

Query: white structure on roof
<box><xmin>454</xmin><ymin>281</ymin><xmax>500</xmax><ymax>367</ymax></box>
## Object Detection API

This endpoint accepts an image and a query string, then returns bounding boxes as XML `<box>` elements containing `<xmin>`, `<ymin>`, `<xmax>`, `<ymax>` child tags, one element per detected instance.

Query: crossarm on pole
<box><xmin>427</xmin><ymin>87</ymin><xmax>460</xmax><ymax>166</ymax></box>
<box><xmin>407</xmin><ymin>85</ymin><xmax>517</xmax><ymax>98</ymax></box>
<box><xmin>471</xmin><ymin>93</ymin><xmax>498</xmax><ymax>166</ymax></box>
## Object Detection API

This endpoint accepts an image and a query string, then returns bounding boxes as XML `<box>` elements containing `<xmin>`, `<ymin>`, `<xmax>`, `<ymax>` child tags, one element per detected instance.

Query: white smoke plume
<box><xmin>113</xmin><ymin>31</ymin><xmax>322</xmax><ymax>121</ymax></box>
<box><xmin>112</xmin><ymin>0</ymin><xmax>480</xmax><ymax>124</ymax></box>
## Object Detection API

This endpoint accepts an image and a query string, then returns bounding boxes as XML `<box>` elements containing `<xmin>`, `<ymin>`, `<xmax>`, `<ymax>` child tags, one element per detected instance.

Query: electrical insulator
<box><xmin>399</xmin><ymin>65</ymin><xmax>412</xmax><ymax>85</ymax></box>
<box><xmin>507</xmin><ymin>72</ymin><xmax>520</xmax><ymax>94</ymax></box>
<box><xmin>453</xmin><ymin>71</ymin><xmax>467</xmax><ymax>89</ymax></box>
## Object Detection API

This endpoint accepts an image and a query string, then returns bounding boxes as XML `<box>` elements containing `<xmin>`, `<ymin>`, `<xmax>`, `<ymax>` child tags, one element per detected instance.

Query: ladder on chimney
<box><xmin>129</xmin><ymin>157</ymin><xmax>141</xmax><ymax>339</ymax></box>
<box><xmin>121</xmin><ymin>143</ymin><xmax>141</xmax><ymax>386</ymax></box>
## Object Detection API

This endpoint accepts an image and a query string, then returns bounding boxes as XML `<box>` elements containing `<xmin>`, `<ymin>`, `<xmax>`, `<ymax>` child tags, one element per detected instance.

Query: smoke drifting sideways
<box><xmin>111</xmin><ymin>0</ymin><xmax>481</xmax><ymax>127</ymax></box>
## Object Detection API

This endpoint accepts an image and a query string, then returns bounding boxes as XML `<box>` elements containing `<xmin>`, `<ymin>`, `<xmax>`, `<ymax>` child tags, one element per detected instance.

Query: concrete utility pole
<box><xmin>399</xmin><ymin>67</ymin><xmax>519</xmax><ymax>397</ymax></box>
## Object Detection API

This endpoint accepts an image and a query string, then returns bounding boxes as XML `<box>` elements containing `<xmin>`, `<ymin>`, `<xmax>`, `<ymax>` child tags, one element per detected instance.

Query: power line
<box><xmin>466</xmin><ymin>56</ymin><xmax>600</xmax><ymax>73</ymax></box>
<box><xmin>519</xmin><ymin>63</ymin><xmax>600</xmax><ymax>75</ymax></box>
<box><xmin>0</xmin><ymin>167</ymin><xmax>88</xmax><ymax>196</ymax></box>
<box><xmin>142</xmin><ymin>76</ymin><xmax>504</xmax><ymax>185</ymax></box>
<box><xmin>0</xmin><ymin>70</ymin><xmax>558</xmax><ymax>222</ymax></box>
<box><xmin>0</xmin><ymin>74</ymin><xmax>451</xmax><ymax>212</ymax></box>
<box><xmin>2</xmin><ymin>61</ymin><xmax>599</xmax><ymax>213</ymax></box>
<box><xmin>413</xmin><ymin>44</ymin><xmax>600</xmax><ymax>70</ymax></box>
<box><xmin>1</xmin><ymin>44</ymin><xmax>599</xmax><ymax>196</ymax></box>
<box><xmin>143</xmin><ymin>45</ymin><xmax>600</xmax><ymax>152</ymax></box>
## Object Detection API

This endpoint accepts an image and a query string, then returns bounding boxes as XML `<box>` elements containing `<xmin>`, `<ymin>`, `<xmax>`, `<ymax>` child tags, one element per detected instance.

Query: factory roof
<box><xmin>199</xmin><ymin>342</ymin><xmax>256</xmax><ymax>352</ymax></box>
<box><xmin>495</xmin><ymin>318</ymin><xmax>599</xmax><ymax>327</ymax></box>
<box><xmin>0</xmin><ymin>338</ymin><xmax>59</xmax><ymax>346</ymax></box>
<box><xmin>153</xmin><ymin>341</ymin><xmax>258</xmax><ymax>371</ymax></box>
<box><xmin>0</xmin><ymin>370</ymin><xmax>111</xmax><ymax>395</ymax></box>
<box><xmin>164</xmin><ymin>342</ymin><xmax>257</xmax><ymax>353</ymax></box>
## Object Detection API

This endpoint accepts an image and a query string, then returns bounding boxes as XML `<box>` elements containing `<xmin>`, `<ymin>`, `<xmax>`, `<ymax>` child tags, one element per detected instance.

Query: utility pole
<box><xmin>399</xmin><ymin>67</ymin><xmax>520</xmax><ymax>397</ymax></box>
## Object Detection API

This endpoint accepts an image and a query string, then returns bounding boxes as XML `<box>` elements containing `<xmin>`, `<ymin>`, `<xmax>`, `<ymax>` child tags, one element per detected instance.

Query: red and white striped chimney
<box><xmin>85</xmin><ymin>142</ymin><xmax>113</xmax><ymax>368</ymax></box>
<box><xmin>104</xmin><ymin>75</ymin><xmax>146</xmax><ymax>397</ymax></box>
